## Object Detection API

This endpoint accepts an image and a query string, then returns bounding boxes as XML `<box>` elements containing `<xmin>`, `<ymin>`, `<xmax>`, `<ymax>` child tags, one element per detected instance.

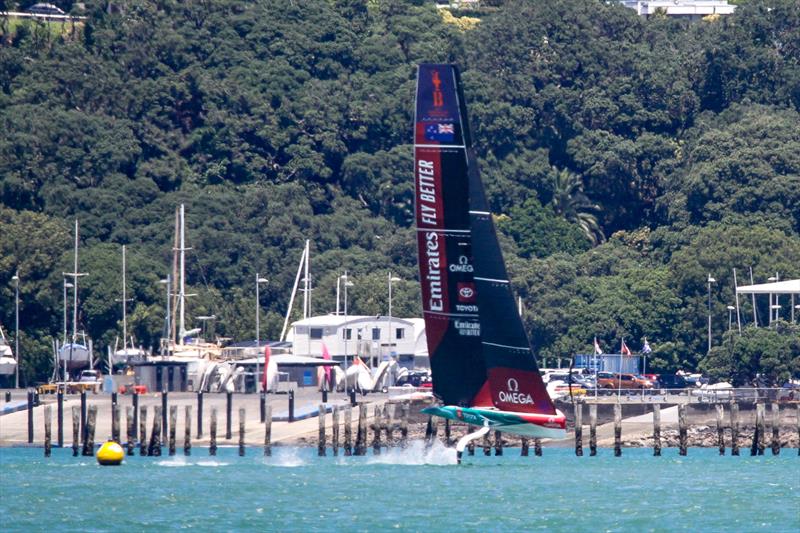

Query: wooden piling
<box><xmin>494</xmin><ymin>431</ymin><xmax>503</xmax><ymax>456</ymax></box>
<box><xmin>226</xmin><ymin>391</ymin><xmax>233</xmax><ymax>440</ymax></box>
<box><xmin>57</xmin><ymin>391</ymin><xmax>64</xmax><ymax>447</ymax></box>
<box><xmin>614</xmin><ymin>403</ymin><xmax>622</xmax><ymax>457</ymax></box>
<box><xmin>678</xmin><ymin>404</ymin><xmax>687</xmax><ymax>456</ymax></box>
<box><xmin>126</xmin><ymin>406</ymin><xmax>135</xmax><ymax>455</ymax></box>
<box><xmin>260</xmin><ymin>392</ymin><xmax>266</xmax><ymax>423</ymax></box>
<box><xmin>168</xmin><ymin>405</ymin><xmax>177</xmax><ymax>456</ymax></box>
<box><xmin>44</xmin><ymin>405</ymin><xmax>52</xmax><ymax>458</ymax></box>
<box><xmin>424</xmin><ymin>416</ymin><xmax>433</xmax><ymax>448</ymax></box>
<box><xmin>161</xmin><ymin>390</ymin><xmax>168</xmax><ymax>445</ymax></box>
<box><xmin>111</xmin><ymin>403</ymin><xmax>120</xmax><ymax>443</ymax></box>
<box><xmin>482</xmin><ymin>428</ymin><xmax>491</xmax><ymax>456</ymax></box>
<box><xmin>757</xmin><ymin>403</ymin><xmax>766</xmax><ymax>455</ymax></box>
<box><xmin>400</xmin><ymin>402</ymin><xmax>409</xmax><ymax>449</ymax></box>
<box><xmin>331</xmin><ymin>405</ymin><xmax>340</xmax><ymax>456</ymax></box>
<box><xmin>71</xmin><ymin>405</ymin><xmax>80</xmax><ymax>457</ymax></box>
<box><xmin>715</xmin><ymin>403</ymin><xmax>725</xmax><ymax>455</ymax></box>
<box><xmin>653</xmin><ymin>404</ymin><xmax>661</xmax><ymax>457</ymax></box>
<box><xmin>318</xmin><ymin>405</ymin><xmax>327</xmax><ymax>457</ymax></box>
<box><xmin>382</xmin><ymin>405</ymin><xmax>392</xmax><ymax>447</ymax></box>
<box><xmin>730</xmin><ymin>402</ymin><xmax>740</xmax><ymax>456</ymax></box>
<box><xmin>27</xmin><ymin>389</ymin><xmax>34</xmax><ymax>444</ymax></box>
<box><xmin>371</xmin><ymin>405</ymin><xmax>381</xmax><ymax>455</ymax></box>
<box><xmin>82</xmin><ymin>405</ymin><xmax>97</xmax><ymax>456</ymax></box>
<box><xmin>264</xmin><ymin>405</ymin><xmax>272</xmax><ymax>457</ymax></box>
<box><xmin>132</xmin><ymin>391</ymin><xmax>139</xmax><ymax>441</ymax></box>
<box><xmin>467</xmin><ymin>425</ymin><xmax>475</xmax><ymax>456</ymax></box>
<box><xmin>770</xmin><ymin>403</ymin><xmax>780</xmax><ymax>455</ymax></box>
<box><xmin>239</xmin><ymin>407</ymin><xmax>246</xmax><ymax>457</ymax></box>
<box><xmin>534</xmin><ymin>438</ymin><xmax>542</xmax><ymax>456</ymax></box>
<box><xmin>80</xmin><ymin>390</ymin><xmax>87</xmax><ymax>442</ymax></box>
<box><xmin>210</xmin><ymin>408</ymin><xmax>217</xmax><ymax>456</ymax></box>
<box><xmin>139</xmin><ymin>406</ymin><xmax>148</xmax><ymax>456</ymax></box>
<box><xmin>344</xmin><ymin>406</ymin><xmax>353</xmax><ymax>456</ymax></box>
<box><xmin>574</xmin><ymin>402</ymin><xmax>583</xmax><ymax>457</ymax></box>
<box><xmin>520</xmin><ymin>437</ymin><xmax>529</xmax><ymax>457</ymax></box>
<box><xmin>589</xmin><ymin>404</ymin><xmax>597</xmax><ymax>456</ymax></box>
<box><xmin>149</xmin><ymin>406</ymin><xmax>162</xmax><ymax>456</ymax></box>
<box><xmin>355</xmin><ymin>404</ymin><xmax>367</xmax><ymax>456</ymax></box>
<box><xmin>196</xmin><ymin>391</ymin><xmax>203</xmax><ymax>438</ymax></box>
<box><xmin>184</xmin><ymin>405</ymin><xmax>192</xmax><ymax>456</ymax></box>
<box><xmin>444</xmin><ymin>419</ymin><xmax>452</xmax><ymax>448</ymax></box>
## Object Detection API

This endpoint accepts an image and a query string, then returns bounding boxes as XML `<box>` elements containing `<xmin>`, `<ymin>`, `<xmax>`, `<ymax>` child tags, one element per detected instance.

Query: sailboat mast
<box><xmin>122</xmin><ymin>244</ymin><xmax>127</xmax><ymax>353</ymax></box>
<box><xmin>302</xmin><ymin>239</ymin><xmax>310</xmax><ymax>319</ymax></box>
<box><xmin>179</xmin><ymin>204</ymin><xmax>186</xmax><ymax>340</ymax></box>
<box><xmin>279</xmin><ymin>245</ymin><xmax>307</xmax><ymax>342</ymax></box>
<box><xmin>171</xmin><ymin>207</ymin><xmax>179</xmax><ymax>345</ymax></box>
<box><xmin>72</xmin><ymin>220</ymin><xmax>79</xmax><ymax>345</ymax></box>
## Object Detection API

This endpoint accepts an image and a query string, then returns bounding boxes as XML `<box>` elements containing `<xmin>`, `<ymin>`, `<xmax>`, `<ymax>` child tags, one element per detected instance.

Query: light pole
<box><xmin>707</xmin><ymin>274</ymin><xmax>716</xmax><ymax>354</ymax></box>
<box><xmin>196</xmin><ymin>315</ymin><xmax>216</xmax><ymax>340</ymax></box>
<box><xmin>340</xmin><ymin>272</ymin><xmax>354</xmax><ymax>381</ymax></box>
<box><xmin>387</xmin><ymin>273</ymin><xmax>401</xmax><ymax>363</ymax></box>
<box><xmin>255</xmin><ymin>274</ymin><xmax>268</xmax><ymax>392</ymax></box>
<box><xmin>12</xmin><ymin>271</ymin><xmax>19</xmax><ymax>389</ymax></box>
<box><xmin>769</xmin><ymin>304</ymin><xmax>781</xmax><ymax>326</ymax></box>
<box><xmin>767</xmin><ymin>275</ymin><xmax>779</xmax><ymax>324</ymax></box>
<box><xmin>726</xmin><ymin>305</ymin><xmax>735</xmax><ymax>331</ymax></box>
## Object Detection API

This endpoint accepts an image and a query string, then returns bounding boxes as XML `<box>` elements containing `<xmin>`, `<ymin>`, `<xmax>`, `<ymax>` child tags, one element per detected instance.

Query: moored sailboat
<box><xmin>413</xmin><ymin>64</ymin><xmax>566</xmax><ymax>459</ymax></box>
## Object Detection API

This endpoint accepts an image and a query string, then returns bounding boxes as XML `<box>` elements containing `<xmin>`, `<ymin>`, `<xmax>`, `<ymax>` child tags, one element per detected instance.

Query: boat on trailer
<box><xmin>413</xmin><ymin>64</ymin><xmax>566</xmax><ymax>461</ymax></box>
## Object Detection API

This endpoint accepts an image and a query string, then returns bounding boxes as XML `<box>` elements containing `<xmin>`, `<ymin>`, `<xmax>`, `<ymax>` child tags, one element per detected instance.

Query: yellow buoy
<box><xmin>97</xmin><ymin>440</ymin><xmax>124</xmax><ymax>466</ymax></box>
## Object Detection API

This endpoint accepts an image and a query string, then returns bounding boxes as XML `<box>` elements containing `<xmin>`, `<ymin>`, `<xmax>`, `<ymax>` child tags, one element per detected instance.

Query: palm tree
<box><xmin>551</xmin><ymin>168</ymin><xmax>605</xmax><ymax>245</ymax></box>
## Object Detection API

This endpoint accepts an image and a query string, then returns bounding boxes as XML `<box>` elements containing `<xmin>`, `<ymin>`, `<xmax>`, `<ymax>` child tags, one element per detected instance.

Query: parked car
<box><xmin>27</xmin><ymin>3</ymin><xmax>66</xmax><ymax>16</ymax></box>
<box><xmin>655</xmin><ymin>374</ymin><xmax>689</xmax><ymax>390</ymax></box>
<box><xmin>597</xmin><ymin>372</ymin><xmax>653</xmax><ymax>390</ymax></box>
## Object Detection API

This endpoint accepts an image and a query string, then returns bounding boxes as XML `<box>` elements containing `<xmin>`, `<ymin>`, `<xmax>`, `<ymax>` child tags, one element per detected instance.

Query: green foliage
<box><xmin>702</xmin><ymin>323</ymin><xmax>800</xmax><ymax>386</ymax></box>
<box><xmin>0</xmin><ymin>0</ymin><xmax>799</xmax><ymax>384</ymax></box>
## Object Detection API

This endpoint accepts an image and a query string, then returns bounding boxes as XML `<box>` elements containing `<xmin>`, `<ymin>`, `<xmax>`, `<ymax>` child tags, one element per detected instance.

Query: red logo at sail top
<box><xmin>432</xmin><ymin>70</ymin><xmax>444</xmax><ymax>107</ymax></box>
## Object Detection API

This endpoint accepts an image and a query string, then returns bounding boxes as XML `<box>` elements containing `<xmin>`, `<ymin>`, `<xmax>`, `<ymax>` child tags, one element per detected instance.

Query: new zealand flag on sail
<box><xmin>425</xmin><ymin>123</ymin><xmax>455</xmax><ymax>142</ymax></box>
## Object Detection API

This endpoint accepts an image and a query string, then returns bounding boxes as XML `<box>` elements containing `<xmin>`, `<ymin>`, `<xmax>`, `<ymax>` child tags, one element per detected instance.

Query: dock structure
<box><xmin>7</xmin><ymin>389</ymin><xmax>797</xmax><ymax>461</ymax></box>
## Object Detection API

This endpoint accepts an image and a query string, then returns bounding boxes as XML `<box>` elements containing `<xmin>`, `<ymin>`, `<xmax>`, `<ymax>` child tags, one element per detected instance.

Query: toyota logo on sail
<box><xmin>498</xmin><ymin>377</ymin><xmax>534</xmax><ymax>405</ymax></box>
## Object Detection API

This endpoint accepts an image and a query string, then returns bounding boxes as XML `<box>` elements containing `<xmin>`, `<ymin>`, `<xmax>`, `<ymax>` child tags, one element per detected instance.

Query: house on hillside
<box><xmin>619</xmin><ymin>0</ymin><xmax>735</xmax><ymax>19</ymax></box>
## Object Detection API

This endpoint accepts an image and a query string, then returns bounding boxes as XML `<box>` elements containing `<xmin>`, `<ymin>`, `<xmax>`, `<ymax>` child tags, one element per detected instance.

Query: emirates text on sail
<box><xmin>418</xmin><ymin>158</ymin><xmax>444</xmax><ymax>312</ymax></box>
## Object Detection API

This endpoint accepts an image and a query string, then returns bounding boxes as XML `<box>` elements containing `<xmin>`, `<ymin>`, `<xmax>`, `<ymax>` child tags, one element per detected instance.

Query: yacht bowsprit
<box><xmin>414</xmin><ymin>64</ymin><xmax>566</xmax><ymax>461</ymax></box>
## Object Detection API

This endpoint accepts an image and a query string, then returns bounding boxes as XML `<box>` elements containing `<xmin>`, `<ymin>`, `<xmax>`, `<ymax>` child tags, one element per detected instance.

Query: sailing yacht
<box><xmin>413</xmin><ymin>64</ymin><xmax>566</xmax><ymax>458</ymax></box>
<box><xmin>0</xmin><ymin>325</ymin><xmax>16</xmax><ymax>376</ymax></box>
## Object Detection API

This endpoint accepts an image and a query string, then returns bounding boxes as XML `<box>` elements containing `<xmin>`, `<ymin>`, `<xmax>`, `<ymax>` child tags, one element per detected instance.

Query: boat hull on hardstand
<box><xmin>422</xmin><ymin>406</ymin><xmax>566</xmax><ymax>440</ymax></box>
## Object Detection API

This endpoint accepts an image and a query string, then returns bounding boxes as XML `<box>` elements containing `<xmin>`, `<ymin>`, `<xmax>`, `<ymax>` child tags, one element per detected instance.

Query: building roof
<box><xmin>736</xmin><ymin>279</ymin><xmax>800</xmax><ymax>295</ymax></box>
<box><xmin>291</xmin><ymin>314</ymin><xmax>414</xmax><ymax>328</ymax></box>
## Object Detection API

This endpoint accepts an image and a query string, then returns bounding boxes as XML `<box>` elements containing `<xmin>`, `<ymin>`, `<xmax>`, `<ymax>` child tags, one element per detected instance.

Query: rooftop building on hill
<box><xmin>619</xmin><ymin>0</ymin><xmax>736</xmax><ymax>19</ymax></box>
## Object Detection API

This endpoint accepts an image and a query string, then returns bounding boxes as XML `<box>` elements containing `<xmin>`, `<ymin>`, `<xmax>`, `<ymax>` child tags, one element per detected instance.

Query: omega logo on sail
<box><xmin>498</xmin><ymin>377</ymin><xmax>534</xmax><ymax>405</ymax></box>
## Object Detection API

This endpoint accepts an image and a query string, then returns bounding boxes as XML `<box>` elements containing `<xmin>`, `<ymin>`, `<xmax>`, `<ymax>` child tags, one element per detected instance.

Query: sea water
<box><xmin>1</xmin><ymin>443</ymin><xmax>798</xmax><ymax>532</ymax></box>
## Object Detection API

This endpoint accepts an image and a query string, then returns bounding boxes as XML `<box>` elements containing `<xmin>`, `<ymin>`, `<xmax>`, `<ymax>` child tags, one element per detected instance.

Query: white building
<box><xmin>288</xmin><ymin>314</ymin><xmax>428</xmax><ymax>369</ymax></box>
<box><xmin>619</xmin><ymin>0</ymin><xmax>736</xmax><ymax>19</ymax></box>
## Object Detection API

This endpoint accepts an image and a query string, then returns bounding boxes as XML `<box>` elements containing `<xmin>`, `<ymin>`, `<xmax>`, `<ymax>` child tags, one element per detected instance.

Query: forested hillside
<box><xmin>1</xmin><ymin>0</ymin><xmax>798</xmax><ymax>385</ymax></box>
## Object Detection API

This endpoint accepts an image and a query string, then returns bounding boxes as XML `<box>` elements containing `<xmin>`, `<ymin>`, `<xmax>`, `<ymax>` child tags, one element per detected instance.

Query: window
<box><xmin>342</xmin><ymin>328</ymin><xmax>352</xmax><ymax>340</ymax></box>
<box><xmin>310</xmin><ymin>328</ymin><xmax>323</xmax><ymax>340</ymax></box>
<box><xmin>372</xmin><ymin>328</ymin><xmax>381</xmax><ymax>341</ymax></box>
<box><xmin>395</xmin><ymin>328</ymin><xmax>405</xmax><ymax>340</ymax></box>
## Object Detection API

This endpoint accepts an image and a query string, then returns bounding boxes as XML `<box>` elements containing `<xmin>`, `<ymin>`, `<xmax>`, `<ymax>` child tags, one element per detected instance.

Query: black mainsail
<box><xmin>414</xmin><ymin>64</ymin><xmax>486</xmax><ymax>406</ymax></box>
<box><xmin>414</xmin><ymin>64</ymin><xmax>555</xmax><ymax>416</ymax></box>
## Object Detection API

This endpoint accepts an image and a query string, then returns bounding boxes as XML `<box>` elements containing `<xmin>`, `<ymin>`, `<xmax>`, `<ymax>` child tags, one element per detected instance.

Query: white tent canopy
<box><xmin>736</xmin><ymin>279</ymin><xmax>800</xmax><ymax>294</ymax></box>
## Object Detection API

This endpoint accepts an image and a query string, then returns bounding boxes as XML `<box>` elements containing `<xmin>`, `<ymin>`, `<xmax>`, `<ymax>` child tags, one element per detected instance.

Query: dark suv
<box><xmin>655</xmin><ymin>374</ymin><xmax>689</xmax><ymax>390</ymax></box>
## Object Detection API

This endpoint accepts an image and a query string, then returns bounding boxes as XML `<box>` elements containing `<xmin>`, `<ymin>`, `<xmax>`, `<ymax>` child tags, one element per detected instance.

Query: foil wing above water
<box><xmin>414</xmin><ymin>64</ymin><xmax>555</xmax><ymax>416</ymax></box>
